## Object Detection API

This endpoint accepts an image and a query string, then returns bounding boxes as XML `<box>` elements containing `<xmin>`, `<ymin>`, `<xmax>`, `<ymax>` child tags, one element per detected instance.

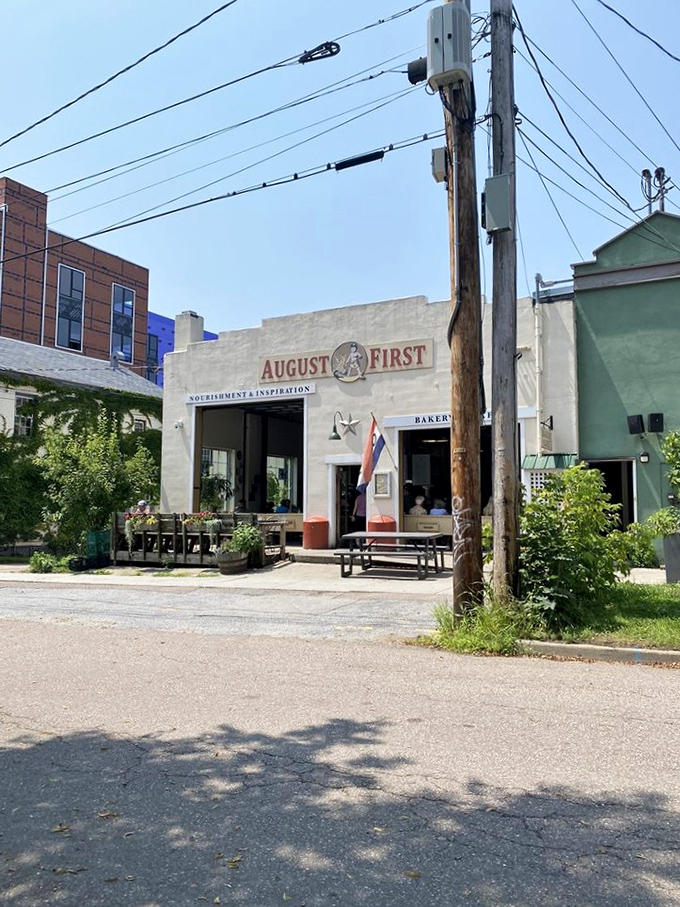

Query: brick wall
<box><xmin>0</xmin><ymin>177</ymin><xmax>149</xmax><ymax>369</ymax></box>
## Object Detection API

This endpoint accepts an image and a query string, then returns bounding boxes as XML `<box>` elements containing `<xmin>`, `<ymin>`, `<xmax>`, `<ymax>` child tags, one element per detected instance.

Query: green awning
<box><xmin>522</xmin><ymin>454</ymin><xmax>578</xmax><ymax>470</ymax></box>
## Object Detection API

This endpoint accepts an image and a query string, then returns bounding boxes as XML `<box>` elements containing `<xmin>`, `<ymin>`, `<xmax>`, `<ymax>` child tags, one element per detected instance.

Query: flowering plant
<box><xmin>182</xmin><ymin>511</ymin><xmax>216</xmax><ymax>526</ymax></box>
<box><xmin>123</xmin><ymin>512</ymin><xmax>158</xmax><ymax>550</ymax></box>
<box><xmin>183</xmin><ymin>512</ymin><xmax>222</xmax><ymax>545</ymax></box>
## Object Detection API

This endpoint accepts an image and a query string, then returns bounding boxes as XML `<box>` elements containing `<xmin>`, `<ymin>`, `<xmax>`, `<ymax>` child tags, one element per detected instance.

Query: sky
<box><xmin>2</xmin><ymin>0</ymin><xmax>679</xmax><ymax>333</ymax></box>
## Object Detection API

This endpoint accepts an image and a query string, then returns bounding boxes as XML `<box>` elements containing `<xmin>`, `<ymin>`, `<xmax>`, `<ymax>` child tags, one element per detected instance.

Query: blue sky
<box><xmin>2</xmin><ymin>0</ymin><xmax>679</xmax><ymax>331</ymax></box>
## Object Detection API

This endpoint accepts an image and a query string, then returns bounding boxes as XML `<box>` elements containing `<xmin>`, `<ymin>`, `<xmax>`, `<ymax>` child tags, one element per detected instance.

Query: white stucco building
<box><xmin>161</xmin><ymin>294</ymin><xmax>577</xmax><ymax>546</ymax></box>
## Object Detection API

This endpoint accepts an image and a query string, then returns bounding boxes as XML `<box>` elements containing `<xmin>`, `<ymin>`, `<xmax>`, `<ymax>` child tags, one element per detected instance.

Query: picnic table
<box><xmin>336</xmin><ymin>531</ymin><xmax>445</xmax><ymax>580</ymax></box>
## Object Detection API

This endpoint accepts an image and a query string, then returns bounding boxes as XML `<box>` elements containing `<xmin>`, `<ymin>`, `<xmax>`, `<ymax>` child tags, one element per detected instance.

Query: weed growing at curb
<box><xmin>430</xmin><ymin>598</ymin><xmax>539</xmax><ymax>656</ymax></box>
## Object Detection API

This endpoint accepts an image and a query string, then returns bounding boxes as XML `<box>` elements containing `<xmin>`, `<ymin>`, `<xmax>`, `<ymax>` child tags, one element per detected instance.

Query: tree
<box><xmin>38</xmin><ymin>412</ymin><xmax>158</xmax><ymax>552</ymax></box>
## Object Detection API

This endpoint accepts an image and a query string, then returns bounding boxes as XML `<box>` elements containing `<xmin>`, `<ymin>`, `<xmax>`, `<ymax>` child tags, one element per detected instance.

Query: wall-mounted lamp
<box><xmin>639</xmin><ymin>452</ymin><xmax>650</xmax><ymax>464</ymax></box>
<box><xmin>329</xmin><ymin>411</ymin><xmax>360</xmax><ymax>440</ymax></box>
<box><xmin>329</xmin><ymin>411</ymin><xmax>342</xmax><ymax>441</ymax></box>
<box><xmin>173</xmin><ymin>420</ymin><xmax>184</xmax><ymax>430</ymax></box>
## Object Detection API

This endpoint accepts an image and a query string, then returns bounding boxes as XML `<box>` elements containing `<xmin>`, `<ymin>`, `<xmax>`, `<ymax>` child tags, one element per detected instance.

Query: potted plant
<box><xmin>214</xmin><ymin>543</ymin><xmax>249</xmax><ymax>574</ymax></box>
<box><xmin>214</xmin><ymin>524</ymin><xmax>265</xmax><ymax>574</ymax></box>
<box><xmin>645</xmin><ymin>430</ymin><xmax>680</xmax><ymax>582</ymax></box>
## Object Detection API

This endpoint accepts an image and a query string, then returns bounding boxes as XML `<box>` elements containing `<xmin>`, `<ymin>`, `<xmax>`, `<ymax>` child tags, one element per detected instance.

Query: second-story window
<box><xmin>57</xmin><ymin>265</ymin><xmax>85</xmax><ymax>352</ymax></box>
<box><xmin>112</xmin><ymin>284</ymin><xmax>135</xmax><ymax>363</ymax></box>
<box><xmin>146</xmin><ymin>332</ymin><xmax>159</xmax><ymax>383</ymax></box>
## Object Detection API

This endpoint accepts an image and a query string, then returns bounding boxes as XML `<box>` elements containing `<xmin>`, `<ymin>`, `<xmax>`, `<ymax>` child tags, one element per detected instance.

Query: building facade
<box><xmin>161</xmin><ymin>295</ymin><xmax>578</xmax><ymax>545</ymax></box>
<box><xmin>573</xmin><ymin>211</ymin><xmax>680</xmax><ymax>525</ymax></box>
<box><xmin>0</xmin><ymin>177</ymin><xmax>149</xmax><ymax>370</ymax></box>
<box><xmin>147</xmin><ymin>310</ymin><xmax>218</xmax><ymax>385</ymax></box>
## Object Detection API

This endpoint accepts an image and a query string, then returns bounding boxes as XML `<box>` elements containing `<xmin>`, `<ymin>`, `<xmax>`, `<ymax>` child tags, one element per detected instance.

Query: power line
<box><xmin>515</xmin><ymin>44</ymin><xmax>654</xmax><ymax>175</ymax></box>
<box><xmin>518</xmin><ymin>113</ymin><xmax>647</xmax><ymax>214</ymax></box>
<box><xmin>514</xmin><ymin>138</ymin><xmax>680</xmax><ymax>256</ymax></box>
<box><xmin>49</xmin><ymin>87</ymin><xmax>420</xmax><ymax>227</ymax></box>
<box><xmin>47</xmin><ymin>48</ymin><xmax>420</xmax><ymax>199</ymax></box>
<box><xmin>516</xmin><ymin>129</ymin><xmax>584</xmax><ymax>258</ymax></box>
<box><xmin>591</xmin><ymin>0</ymin><xmax>680</xmax><ymax>65</ymax></box>
<box><xmin>3</xmin><ymin>59</ymin><xmax>299</xmax><ymax>174</ymax></box>
<box><xmin>517</xmin><ymin>42</ymin><xmax>680</xmax><ymax>223</ymax></box>
<box><xmin>2</xmin><ymin>130</ymin><xmax>444</xmax><ymax>266</ymax></box>
<box><xmin>569</xmin><ymin>0</ymin><xmax>680</xmax><ymax>157</ymax></box>
<box><xmin>516</xmin><ymin>122</ymin><xmax>680</xmax><ymax>255</ymax></box>
<box><xmin>3</xmin><ymin>2</ymin><xmax>436</xmax><ymax>174</ymax></box>
<box><xmin>515</xmin><ymin>213</ymin><xmax>532</xmax><ymax>297</ymax></box>
<box><xmin>0</xmin><ymin>1</ymin><xmax>242</xmax><ymax>152</ymax></box>
<box><xmin>513</xmin><ymin>5</ymin><xmax>631</xmax><ymax>209</ymax></box>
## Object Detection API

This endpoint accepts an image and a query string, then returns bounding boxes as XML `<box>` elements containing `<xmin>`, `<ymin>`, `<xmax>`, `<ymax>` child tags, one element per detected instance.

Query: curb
<box><xmin>520</xmin><ymin>639</ymin><xmax>680</xmax><ymax>665</ymax></box>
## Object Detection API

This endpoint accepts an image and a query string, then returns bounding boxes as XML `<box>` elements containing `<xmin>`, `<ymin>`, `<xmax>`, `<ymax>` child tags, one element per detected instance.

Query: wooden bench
<box><xmin>334</xmin><ymin>548</ymin><xmax>428</xmax><ymax>579</ymax></box>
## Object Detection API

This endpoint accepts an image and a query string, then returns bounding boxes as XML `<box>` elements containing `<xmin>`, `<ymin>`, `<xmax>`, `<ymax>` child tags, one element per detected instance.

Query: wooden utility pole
<box><xmin>490</xmin><ymin>0</ymin><xmax>519</xmax><ymax>598</ymax></box>
<box><xmin>444</xmin><ymin>79</ymin><xmax>483</xmax><ymax>612</ymax></box>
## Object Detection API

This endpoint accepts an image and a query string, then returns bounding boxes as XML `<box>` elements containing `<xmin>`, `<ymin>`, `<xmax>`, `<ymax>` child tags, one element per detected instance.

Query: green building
<box><xmin>573</xmin><ymin>212</ymin><xmax>680</xmax><ymax>526</ymax></box>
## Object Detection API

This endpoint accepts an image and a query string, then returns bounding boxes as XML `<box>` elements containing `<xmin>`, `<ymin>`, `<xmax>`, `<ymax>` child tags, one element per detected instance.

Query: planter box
<box><xmin>215</xmin><ymin>551</ymin><xmax>249</xmax><ymax>575</ymax></box>
<box><xmin>663</xmin><ymin>534</ymin><xmax>680</xmax><ymax>583</ymax></box>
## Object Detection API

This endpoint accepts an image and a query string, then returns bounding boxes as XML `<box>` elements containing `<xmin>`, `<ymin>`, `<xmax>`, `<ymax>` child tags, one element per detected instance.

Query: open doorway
<box><xmin>335</xmin><ymin>464</ymin><xmax>361</xmax><ymax>546</ymax></box>
<box><xmin>586</xmin><ymin>458</ymin><xmax>635</xmax><ymax>528</ymax></box>
<box><xmin>198</xmin><ymin>398</ymin><xmax>304</xmax><ymax>513</ymax></box>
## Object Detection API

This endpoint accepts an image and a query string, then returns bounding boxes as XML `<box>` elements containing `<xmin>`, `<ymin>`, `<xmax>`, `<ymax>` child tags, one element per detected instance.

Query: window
<box><xmin>57</xmin><ymin>265</ymin><xmax>85</xmax><ymax>351</ymax></box>
<box><xmin>14</xmin><ymin>394</ymin><xmax>36</xmax><ymax>437</ymax></box>
<box><xmin>133</xmin><ymin>419</ymin><xmax>147</xmax><ymax>432</ymax></box>
<box><xmin>201</xmin><ymin>448</ymin><xmax>235</xmax><ymax>510</ymax></box>
<box><xmin>266</xmin><ymin>455</ymin><xmax>298</xmax><ymax>509</ymax></box>
<box><xmin>111</xmin><ymin>284</ymin><xmax>135</xmax><ymax>363</ymax></box>
<box><xmin>146</xmin><ymin>333</ymin><xmax>159</xmax><ymax>383</ymax></box>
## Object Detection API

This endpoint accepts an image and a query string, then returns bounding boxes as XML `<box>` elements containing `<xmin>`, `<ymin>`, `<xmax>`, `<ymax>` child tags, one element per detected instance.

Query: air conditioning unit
<box><xmin>427</xmin><ymin>1</ymin><xmax>472</xmax><ymax>92</ymax></box>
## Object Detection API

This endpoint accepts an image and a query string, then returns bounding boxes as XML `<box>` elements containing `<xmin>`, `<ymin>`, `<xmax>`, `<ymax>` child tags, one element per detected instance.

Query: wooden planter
<box><xmin>215</xmin><ymin>550</ymin><xmax>249</xmax><ymax>575</ymax></box>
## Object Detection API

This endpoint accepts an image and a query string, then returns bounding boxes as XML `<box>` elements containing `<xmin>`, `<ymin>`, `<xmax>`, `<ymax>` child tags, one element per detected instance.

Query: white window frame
<box><xmin>110</xmin><ymin>283</ymin><xmax>135</xmax><ymax>364</ymax></box>
<box><xmin>55</xmin><ymin>263</ymin><xmax>86</xmax><ymax>353</ymax></box>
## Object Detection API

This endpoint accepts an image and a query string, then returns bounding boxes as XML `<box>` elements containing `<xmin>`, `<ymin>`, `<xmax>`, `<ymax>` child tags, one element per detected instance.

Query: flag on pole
<box><xmin>357</xmin><ymin>417</ymin><xmax>386</xmax><ymax>493</ymax></box>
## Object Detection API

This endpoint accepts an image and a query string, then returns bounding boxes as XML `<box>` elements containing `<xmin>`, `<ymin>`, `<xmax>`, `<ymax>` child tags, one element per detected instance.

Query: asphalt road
<box><xmin>0</xmin><ymin>579</ymin><xmax>436</xmax><ymax>640</ymax></box>
<box><xmin>1</xmin><ymin>584</ymin><xmax>680</xmax><ymax>905</ymax></box>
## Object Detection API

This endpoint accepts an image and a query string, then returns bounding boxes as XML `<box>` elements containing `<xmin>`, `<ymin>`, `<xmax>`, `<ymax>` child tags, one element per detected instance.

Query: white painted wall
<box><xmin>161</xmin><ymin>295</ymin><xmax>578</xmax><ymax>519</ymax></box>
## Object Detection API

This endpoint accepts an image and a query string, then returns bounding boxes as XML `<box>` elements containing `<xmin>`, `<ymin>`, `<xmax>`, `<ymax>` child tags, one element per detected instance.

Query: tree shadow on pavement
<box><xmin>2</xmin><ymin>718</ymin><xmax>679</xmax><ymax>905</ymax></box>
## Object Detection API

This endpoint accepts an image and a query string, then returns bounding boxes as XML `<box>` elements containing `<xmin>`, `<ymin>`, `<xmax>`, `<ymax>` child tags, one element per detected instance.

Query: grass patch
<box><xmin>427</xmin><ymin>582</ymin><xmax>680</xmax><ymax>656</ymax></box>
<box><xmin>551</xmin><ymin>582</ymin><xmax>680</xmax><ymax>650</ymax></box>
<box><xmin>431</xmin><ymin>602</ymin><xmax>538</xmax><ymax>656</ymax></box>
<box><xmin>0</xmin><ymin>555</ymin><xmax>30</xmax><ymax>565</ymax></box>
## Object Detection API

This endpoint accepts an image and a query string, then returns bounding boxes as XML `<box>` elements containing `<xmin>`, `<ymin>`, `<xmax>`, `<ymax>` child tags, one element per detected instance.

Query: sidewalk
<box><xmin>0</xmin><ymin>561</ymin><xmax>667</xmax><ymax>598</ymax></box>
<box><xmin>0</xmin><ymin>559</ymin><xmax>455</xmax><ymax>599</ymax></box>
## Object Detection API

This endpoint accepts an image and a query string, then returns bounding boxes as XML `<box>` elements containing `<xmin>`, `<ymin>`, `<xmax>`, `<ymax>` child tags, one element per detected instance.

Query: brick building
<box><xmin>0</xmin><ymin>177</ymin><xmax>149</xmax><ymax>372</ymax></box>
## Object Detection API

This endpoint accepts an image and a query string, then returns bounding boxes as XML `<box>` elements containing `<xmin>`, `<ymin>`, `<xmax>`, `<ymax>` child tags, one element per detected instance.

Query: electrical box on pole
<box><xmin>483</xmin><ymin>175</ymin><xmax>512</xmax><ymax>232</ymax></box>
<box><xmin>427</xmin><ymin>1</ymin><xmax>472</xmax><ymax>91</ymax></box>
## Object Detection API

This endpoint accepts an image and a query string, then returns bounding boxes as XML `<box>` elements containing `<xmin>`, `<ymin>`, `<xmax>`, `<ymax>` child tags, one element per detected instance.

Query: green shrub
<box><xmin>481</xmin><ymin>521</ymin><xmax>493</xmax><ymax>565</ymax></box>
<box><xmin>519</xmin><ymin>464</ymin><xmax>620</xmax><ymax>628</ymax></box>
<box><xmin>645</xmin><ymin>507</ymin><xmax>680</xmax><ymax>539</ymax></box>
<box><xmin>611</xmin><ymin>522</ymin><xmax>659</xmax><ymax>569</ymax></box>
<box><xmin>225</xmin><ymin>524</ymin><xmax>264</xmax><ymax>555</ymax></box>
<box><xmin>28</xmin><ymin>552</ymin><xmax>70</xmax><ymax>573</ymax></box>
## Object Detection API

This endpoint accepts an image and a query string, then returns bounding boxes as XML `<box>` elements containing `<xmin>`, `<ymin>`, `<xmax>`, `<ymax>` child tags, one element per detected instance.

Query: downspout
<box><xmin>534</xmin><ymin>274</ymin><xmax>543</xmax><ymax>455</ymax></box>
<box><xmin>0</xmin><ymin>204</ymin><xmax>8</xmax><ymax>333</ymax></box>
<box><xmin>40</xmin><ymin>221</ymin><xmax>49</xmax><ymax>345</ymax></box>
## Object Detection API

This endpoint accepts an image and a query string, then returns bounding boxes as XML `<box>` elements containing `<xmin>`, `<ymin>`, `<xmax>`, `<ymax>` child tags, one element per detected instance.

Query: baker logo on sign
<box><xmin>332</xmin><ymin>340</ymin><xmax>368</xmax><ymax>383</ymax></box>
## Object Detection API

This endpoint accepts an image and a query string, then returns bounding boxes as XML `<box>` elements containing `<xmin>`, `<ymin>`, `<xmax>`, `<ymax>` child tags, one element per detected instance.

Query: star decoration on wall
<box><xmin>339</xmin><ymin>413</ymin><xmax>360</xmax><ymax>435</ymax></box>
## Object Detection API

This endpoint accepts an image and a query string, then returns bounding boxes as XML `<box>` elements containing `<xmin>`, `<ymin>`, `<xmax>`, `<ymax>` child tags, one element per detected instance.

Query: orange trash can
<box><xmin>367</xmin><ymin>514</ymin><xmax>397</xmax><ymax>545</ymax></box>
<box><xmin>303</xmin><ymin>515</ymin><xmax>329</xmax><ymax>550</ymax></box>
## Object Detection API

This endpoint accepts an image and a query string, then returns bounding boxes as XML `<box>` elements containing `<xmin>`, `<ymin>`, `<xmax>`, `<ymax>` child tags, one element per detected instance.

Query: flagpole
<box><xmin>370</xmin><ymin>411</ymin><xmax>397</xmax><ymax>469</ymax></box>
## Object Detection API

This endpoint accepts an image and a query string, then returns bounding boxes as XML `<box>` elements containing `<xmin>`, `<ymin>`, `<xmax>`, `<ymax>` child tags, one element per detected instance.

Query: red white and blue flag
<box><xmin>357</xmin><ymin>417</ymin><xmax>386</xmax><ymax>493</ymax></box>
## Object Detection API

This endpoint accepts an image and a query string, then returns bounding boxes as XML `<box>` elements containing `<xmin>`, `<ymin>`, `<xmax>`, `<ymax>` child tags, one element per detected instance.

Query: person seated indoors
<box><xmin>275</xmin><ymin>498</ymin><xmax>291</xmax><ymax>513</ymax></box>
<box><xmin>430</xmin><ymin>498</ymin><xmax>449</xmax><ymax>515</ymax></box>
<box><xmin>409</xmin><ymin>495</ymin><xmax>428</xmax><ymax>516</ymax></box>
